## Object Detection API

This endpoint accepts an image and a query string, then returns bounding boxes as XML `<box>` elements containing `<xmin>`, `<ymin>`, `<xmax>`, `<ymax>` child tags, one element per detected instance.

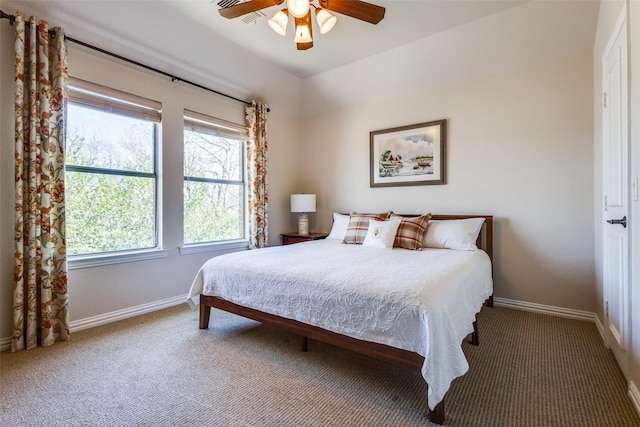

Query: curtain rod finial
<box><xmin>1</xmin><ymin>10</ymin><xmax>17</xmax><ymax>25</ymax></box>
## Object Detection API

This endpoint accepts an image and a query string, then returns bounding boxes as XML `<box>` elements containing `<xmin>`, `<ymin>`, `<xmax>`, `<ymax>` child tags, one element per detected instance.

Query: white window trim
<box><xmin>68</xmin><ymin>248</ymin><xmax>170</xmax><ymax>270</ymax></box>
<box><xmin>179</xmin><ymin>239</ymin><xmax>249</xmax><ymax>255</ymax></box>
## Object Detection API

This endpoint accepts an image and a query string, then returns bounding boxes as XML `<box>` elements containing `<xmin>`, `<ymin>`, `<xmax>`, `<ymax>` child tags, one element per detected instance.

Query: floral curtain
<box><xmin>245</xmin><ymin>101</ymin><xmax>269</xmax><ymax>249</ymax></box>
<box><xmin>13</xmin><ymin>11</ymin><xmax>70</xmax><ymax>352</ymax></box>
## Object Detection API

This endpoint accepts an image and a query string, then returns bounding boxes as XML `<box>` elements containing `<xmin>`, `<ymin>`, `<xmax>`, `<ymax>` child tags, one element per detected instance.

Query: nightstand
<box><xmin>281</xmin><ymin>233</ymin><xmax>329</xmax><ymax>245</ymax></box>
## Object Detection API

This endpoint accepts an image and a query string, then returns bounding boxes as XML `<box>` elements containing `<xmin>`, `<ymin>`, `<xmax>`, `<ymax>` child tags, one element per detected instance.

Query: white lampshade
<box><xmin>315</xmin><ymin>8</ymin><xmax>337</xmax><ymax>34</ymax></box>
<box><xmin>293</xmin><ymin>22</ymin><xmax>312</xmax><ymax>44</ymax></box>
<box><xmin>268</xmin><ymin>9</ymin><xmax>288</xmax><ymax>36</ymax></box>
<box><xmin>291</xmin><ymin>194</ymin><xmax>316</xmax><ymax>213</ymax></box>
<box><xmin>287</xmin><ymin>0</ymin><xmax>309</xmax><ymax>18</ymax></box>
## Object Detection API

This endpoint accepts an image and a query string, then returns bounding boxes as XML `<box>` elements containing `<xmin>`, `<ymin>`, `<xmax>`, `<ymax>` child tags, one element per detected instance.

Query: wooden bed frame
<box><xmin>198</xmin><ymin>214</ymin><xmax>494</xmax><ymax>425</ymax></box>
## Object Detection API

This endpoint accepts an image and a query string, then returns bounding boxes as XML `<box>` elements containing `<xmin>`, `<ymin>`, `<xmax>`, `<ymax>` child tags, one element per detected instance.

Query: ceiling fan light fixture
<box><xmin>287</xmin><ymin>0</ymin><xmax>310</xmax><ymax>18</ymax></box>
<box><xmin>293</xmin><ymin>21</ymin><xmax>312</xmax><ymax>44</ymax></box>
<box><xmin>218</xmin><ymin>0</ymin><xmax>386</xmax><ymax>51</ymax></box>
<box><xmin>315</xmin><ymin>8</ymin><xmax>337</xmax><ymax>34</ymax></box>
<box><xmin>268</xmin><ymin>9</ymin><xmax>289</xmax><ymax>35</ymax></box>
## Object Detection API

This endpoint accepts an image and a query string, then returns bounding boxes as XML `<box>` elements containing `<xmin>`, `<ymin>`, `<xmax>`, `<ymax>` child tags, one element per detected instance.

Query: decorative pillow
<box><xmin>326</xmin><ymin>213</ymin><xmax>350</xmax><ymax>240</ymax></box>
<box><xmin>342</xmin><ymin>212</ymin><xmax>391</xmax><ymax>244</ymax></box>
<box><xmin>391</xmin><ymin>213</ymin><xmax>432</xmax><ymax>250</ymax></box>
<box><xmin>362</xmin><ymin>218</ymin><xmax>402</xmax><ymax>249</ymax></box>
<box><xmin>423</xmin><ymin>218</ymin><xmax>485</xmax><ymax>251</ymax></box>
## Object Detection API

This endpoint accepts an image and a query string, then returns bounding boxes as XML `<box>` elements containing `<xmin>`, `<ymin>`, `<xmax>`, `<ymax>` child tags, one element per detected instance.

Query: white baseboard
<box><xmin>0</xmin><ymin>336</ymin><xmax>10</xmax><ymax>353</ymax></box>
<box><xmin>493</xmin><ymin>297</ymin><xmax>598</xmax><ymax>323</ymax></box>
<box><xmin>69</xmin><ymin>294</ymin><xmax>188</xmax><ymax>332</ymax></box>
<box><xmin>593</xmin><ymin>313</ymin><xmax>605</xmax><ymax>340</ymax></box>
<box><xmin>630</xmin><ymin>381</ymin><xmax>640</xmax><ymax>418</ymax></box>
<box><xmin>0</xmin><ymin>294</ymin><xmax>187</xmax><ymax>352</ymax></box>
<box><xmin>493</xmin><ymin>297</ymin><xmax>608</xmax><ymax>340</ymax></box>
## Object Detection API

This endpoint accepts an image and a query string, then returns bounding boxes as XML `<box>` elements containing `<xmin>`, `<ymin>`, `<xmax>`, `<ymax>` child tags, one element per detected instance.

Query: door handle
<box><xmin>606</xmin><ymin>216</ymin><xmax>627</xmax><ymax>228</ymax></box>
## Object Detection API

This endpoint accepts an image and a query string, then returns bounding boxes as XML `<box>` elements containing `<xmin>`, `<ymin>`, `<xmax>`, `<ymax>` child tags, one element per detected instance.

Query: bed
<box><xmin>187</xmin><ymin>214</ymin><xmax>493</xmax><ymax>424</ymax></box>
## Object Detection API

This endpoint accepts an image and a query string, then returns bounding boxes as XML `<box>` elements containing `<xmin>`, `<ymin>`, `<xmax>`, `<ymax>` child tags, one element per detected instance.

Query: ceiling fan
<box><xmin>218</xmin><ymin>0</ymin><xmax>386</xmax><ymax>51</ymax></box>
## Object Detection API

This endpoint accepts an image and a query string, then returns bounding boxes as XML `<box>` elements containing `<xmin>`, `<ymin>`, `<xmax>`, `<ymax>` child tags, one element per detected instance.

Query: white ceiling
<box><xmin>161</xmin><ymin>0</ymin><xmax>528</xmax><ymax>78</ymax></box>
<box><xmin>1</xmin><ymin>0</ymin><xmax>600</xmax><ymax>117</ymax></box>
<box><xmin>1</xmin><ymin>0</ymin><xmax>532</xmax><ymax>79</ymax></box>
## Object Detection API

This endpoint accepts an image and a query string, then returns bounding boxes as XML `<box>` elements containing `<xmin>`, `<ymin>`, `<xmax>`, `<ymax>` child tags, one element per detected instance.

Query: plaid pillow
<box><xmin>342</xmin><ymin>212</ymin><xmax>391</xmax><ymax>244</ymax></box>
<box><xmin>392</xmin><ymin>213</ymin><xmax>432</xmax><ymax>250</ymax></box>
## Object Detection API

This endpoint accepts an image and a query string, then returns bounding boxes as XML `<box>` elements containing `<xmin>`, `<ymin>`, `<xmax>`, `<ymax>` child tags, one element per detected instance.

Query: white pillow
<box><xmin>326</xmin><ymin>212</ymin><xmax>350</xmax><ymax>240</ymax></box>
<box><xmin>423</xmin><ymin>218</ymin><xmax>485</xmax><ymax>250</ymax></box>
<box><xmin>362</xmin><ymin>218</ymin><xmax>401</xmax><ymax>249</ymax></box>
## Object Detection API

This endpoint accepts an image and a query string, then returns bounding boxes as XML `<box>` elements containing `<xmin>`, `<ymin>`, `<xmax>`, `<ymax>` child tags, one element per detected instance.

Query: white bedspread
<box><xmin>187</xmin><ymin>239</ymin><xmax>493</xmax><ymax>410</ymax></box>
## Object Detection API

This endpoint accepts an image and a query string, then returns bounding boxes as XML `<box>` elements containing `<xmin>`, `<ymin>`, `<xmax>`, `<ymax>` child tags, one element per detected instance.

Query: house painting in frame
<box><xmin>370</xmin><ymin>119</ymin><xmax>446</xmax><ymax>187</ymax></box>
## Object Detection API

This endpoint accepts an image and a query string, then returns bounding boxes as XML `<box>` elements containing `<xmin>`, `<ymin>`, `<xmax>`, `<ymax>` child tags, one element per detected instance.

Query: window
<box><xmin>183</xmin><ymin>110</ymin><xmax>247</xmax><ymax>245</ymax></box>
<box><xmin>66</xmin><ymin>78</ymin><xmax>161</xmax><ymax>256</ymax></box>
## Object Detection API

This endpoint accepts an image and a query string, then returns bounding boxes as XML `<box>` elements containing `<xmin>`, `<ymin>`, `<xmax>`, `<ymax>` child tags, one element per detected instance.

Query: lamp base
<box><xmin>298</xmin><ymin>213</ymin><xmax>309</xmax><ymax>236</ymax></box>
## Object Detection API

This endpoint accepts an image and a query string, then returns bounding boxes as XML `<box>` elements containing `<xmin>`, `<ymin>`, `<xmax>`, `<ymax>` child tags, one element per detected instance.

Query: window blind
<box><xmin>68</xmin><ymin>77</ymin><xmax>161</xmax><ymax>122</ymax></box>
<box><xmin>184</xmin><ymin>109</ymin><xmax>247</xmax><ymax>140</ymax></box>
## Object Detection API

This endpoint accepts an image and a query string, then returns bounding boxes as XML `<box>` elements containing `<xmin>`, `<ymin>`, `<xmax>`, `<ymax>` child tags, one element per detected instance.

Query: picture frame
<box><xmin>370</xmin><ymin>119</ymin><xmax>446</xmax><ymax>187</ymax></box>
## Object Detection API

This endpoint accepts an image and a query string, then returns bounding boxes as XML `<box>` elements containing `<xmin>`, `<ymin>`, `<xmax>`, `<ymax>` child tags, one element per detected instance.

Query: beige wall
<box><xmin>300</xmin><ymin>1</ymin><xmax>599</xmax><ymax>119</ymax></box>
<box><xmin>0</xmin><ymin>26</ymin><xmax>300</xmax><ymax>339</ymax></box>
<box><xmin>300</xmin><ymin>52</ymin><xmax>595</xmax><ymax>312</ymax></box>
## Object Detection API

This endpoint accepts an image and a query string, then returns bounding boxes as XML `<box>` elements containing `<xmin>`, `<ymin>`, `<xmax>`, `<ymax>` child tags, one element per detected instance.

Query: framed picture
<box><xmin>370</xmin><ymin>119</ymin><xmax>446</xmax><ymax>187</ymax></box>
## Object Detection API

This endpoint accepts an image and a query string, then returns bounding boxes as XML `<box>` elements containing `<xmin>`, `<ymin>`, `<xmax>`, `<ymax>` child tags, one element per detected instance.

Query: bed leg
<box><xmin>199</xmin><ymin>303</ymin><xmax>211</xmax><ymax>329</ymax></box>
<box><xmin>470</xmin><ymin>318</ymin><xmax>479</xmax><ymax>346</ymax></box>
<box><xmin>485</xmin><ymin>295</ymin><xmax>494</xmax><ymax>307</ymax></box>
<box><xmin>428</xmin><ymin>400</ymin><xmax>445</xmax><ymax>424</ymax></box>
<box><xmin>301</xmin><ymin>336</ymin><xmax>308</xmax><ymax>352</ymax></box>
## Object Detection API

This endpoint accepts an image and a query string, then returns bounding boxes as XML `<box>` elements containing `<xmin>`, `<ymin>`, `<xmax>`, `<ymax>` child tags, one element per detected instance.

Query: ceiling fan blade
<box><xmin>219</xmin><ymin>0</ymin><xmax>284</xmax><ymax>19</ymax></box>
<box><xmin>319</xmin><ymin>0</ymin><xmax>385</xmax><ymax>24</ymax></box>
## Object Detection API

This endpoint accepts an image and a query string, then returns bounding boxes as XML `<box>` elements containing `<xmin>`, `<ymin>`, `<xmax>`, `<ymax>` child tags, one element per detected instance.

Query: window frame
<box><xmin>65</xmin><ymin>78</ymin><xmax>165</xmax><ymax>268</ymax></box>
<box><xmin>181</xmin><ymin>109</ymin><xmax>249</xmax><ymax>250</ymax></box>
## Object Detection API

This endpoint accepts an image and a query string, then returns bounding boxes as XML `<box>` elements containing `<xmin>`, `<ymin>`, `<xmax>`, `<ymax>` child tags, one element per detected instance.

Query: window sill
<box><xmin>68</xmin><ymin>248</ymin><xmax>170</xmax><ymax>270</ymax></box>
<box><xmin>179</xmin><ymin>240</ymin><xmax>249</xmax><ymax>255</ymax></box>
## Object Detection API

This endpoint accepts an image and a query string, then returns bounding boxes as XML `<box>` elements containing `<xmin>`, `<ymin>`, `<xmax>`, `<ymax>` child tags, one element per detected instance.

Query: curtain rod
<box><xmin>0</xmin><ymin>9</ymin><xmax>268</xmax><ymax>112</ymax></box>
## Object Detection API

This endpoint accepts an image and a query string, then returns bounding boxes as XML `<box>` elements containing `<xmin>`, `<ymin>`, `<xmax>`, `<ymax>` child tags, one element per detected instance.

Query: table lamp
<box><xmin>290</xmin><ymin>194</ymin><xmax>316</xmax><ymax>236</ymax></box>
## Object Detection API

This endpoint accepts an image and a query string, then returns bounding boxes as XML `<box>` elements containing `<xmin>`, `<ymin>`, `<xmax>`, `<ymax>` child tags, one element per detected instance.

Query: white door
<box><xmin>603</xmin><ymin>14</ymin><xmax>630</xmax><ymax>376</ymax></box>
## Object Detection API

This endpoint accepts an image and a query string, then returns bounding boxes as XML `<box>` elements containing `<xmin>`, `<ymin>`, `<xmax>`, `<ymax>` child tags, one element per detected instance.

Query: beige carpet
<box><xmin>1</xmin><ymin>304</ymin><xmax>639</xmax><ymax>426</ymax></box>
